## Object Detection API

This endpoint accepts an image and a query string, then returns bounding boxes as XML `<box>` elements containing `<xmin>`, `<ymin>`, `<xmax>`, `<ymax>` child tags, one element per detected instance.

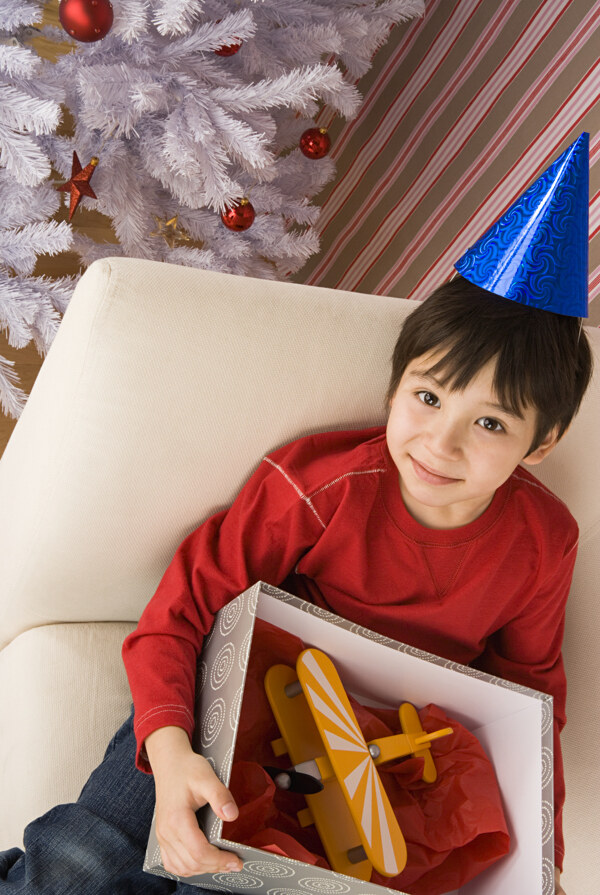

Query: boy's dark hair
<box><xmin>387</xmin><ymin>276</ymin><xmax>593</xmax><ymax>454</ymax></box>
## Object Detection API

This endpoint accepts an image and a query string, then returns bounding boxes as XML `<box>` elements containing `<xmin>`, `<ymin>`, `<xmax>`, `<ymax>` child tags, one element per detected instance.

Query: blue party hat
<box><xmin>455</xmin><ymin>133</ymin><xmax>589</xmax><ymax>317</ymax></box>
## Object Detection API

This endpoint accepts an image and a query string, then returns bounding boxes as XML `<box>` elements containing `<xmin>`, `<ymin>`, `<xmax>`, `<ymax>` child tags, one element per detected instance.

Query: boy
<box><xmin>133</xmin><ymin>276</ymin><xmax>591</xmax><ymax>895</ymax></box>
<box><xmin>0</xmin><ymin>137</ymin><xmax>591</xmax><ymax>895</ymax></box>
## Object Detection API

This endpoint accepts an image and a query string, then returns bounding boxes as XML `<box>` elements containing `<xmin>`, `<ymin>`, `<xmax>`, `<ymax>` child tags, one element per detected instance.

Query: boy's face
<box><xmin>386</xmin><ymin>351</ymin><xmax>559</xmax><ymax>529</ymax></box>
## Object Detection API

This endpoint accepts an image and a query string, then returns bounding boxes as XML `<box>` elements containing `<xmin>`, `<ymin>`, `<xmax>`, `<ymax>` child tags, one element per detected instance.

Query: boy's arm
<box><xmin>121</xmin><ymin>448</ymin><xmax>332</xmax><ymax>876</ymax></box>
<box><xmin>122</xmin><ymin>450</ymin><xmax>328</xmax><ymax>771</ymax></box>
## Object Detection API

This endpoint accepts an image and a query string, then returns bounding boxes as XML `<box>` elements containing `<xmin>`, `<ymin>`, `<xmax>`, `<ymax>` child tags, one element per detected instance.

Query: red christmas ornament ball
<box><xmin>59</xmin><ymin>0</ymin><xmax>114</xmax><ymax>42</ymax></box>
<box><xmin>221</xmin><ymin>199</ymin><xmax>255</xmax><ymax>231</ymax></box>
<box><xmin>300</xmin><ymin>127</ymin><xmax>331</xmax><ymax>159</ymax></box>
<box><xmin>215</xmin><ymin>40</ymin><xmax>243</xmax><ymax>57</ymax></box>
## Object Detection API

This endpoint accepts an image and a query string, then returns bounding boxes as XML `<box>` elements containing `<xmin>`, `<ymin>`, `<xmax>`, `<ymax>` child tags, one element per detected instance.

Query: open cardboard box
<box><xmin>145</xmin><ymin>582</ymin><xmax>555</xmax><ymax>894</ymax></box>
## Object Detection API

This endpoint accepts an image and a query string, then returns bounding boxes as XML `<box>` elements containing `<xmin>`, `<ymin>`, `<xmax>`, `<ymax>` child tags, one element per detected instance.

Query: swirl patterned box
<box><xmin>144</xmin><ymin>581</ymin><xmax>554</xmax><ymax>895</ymax></box>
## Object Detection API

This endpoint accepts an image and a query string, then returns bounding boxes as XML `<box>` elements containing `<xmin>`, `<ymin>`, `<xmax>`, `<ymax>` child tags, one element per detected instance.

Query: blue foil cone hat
<box><xmin>455</xmin><ymin>133</ymin><xmax>589</xmax><ymax>317</ymax></box>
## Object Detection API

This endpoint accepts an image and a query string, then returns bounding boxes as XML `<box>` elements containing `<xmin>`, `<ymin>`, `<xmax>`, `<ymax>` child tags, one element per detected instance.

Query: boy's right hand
<box><xmin>145</xmin><ymin>725</ymin><xmax>243</xmax><ymax>878</ymax></box>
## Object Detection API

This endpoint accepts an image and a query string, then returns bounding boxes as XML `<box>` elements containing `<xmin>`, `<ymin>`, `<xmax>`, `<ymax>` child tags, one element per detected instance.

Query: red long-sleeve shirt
<box><xmin>122</xmin><ymin>427</ymin><xmax>577</xmax><ymax>868</ymax></box>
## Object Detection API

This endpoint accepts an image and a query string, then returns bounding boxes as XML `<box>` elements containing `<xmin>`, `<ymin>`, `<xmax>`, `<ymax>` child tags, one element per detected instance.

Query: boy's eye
<box><xmin>417</xmin><ymin>390</ymin><xmax>440</xmax><ymax>408</ymax></box>
<box><xmin>477</xmin><ymin>417</ymin><xmax>505</xmax><ymax>433</ymax></box>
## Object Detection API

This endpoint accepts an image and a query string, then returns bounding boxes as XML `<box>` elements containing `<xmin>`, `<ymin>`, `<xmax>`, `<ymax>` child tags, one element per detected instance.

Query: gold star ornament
<box><xmin>150</xmin><ymin>215</ymin><xmax>192</xmax><ymax>249</ymax></box>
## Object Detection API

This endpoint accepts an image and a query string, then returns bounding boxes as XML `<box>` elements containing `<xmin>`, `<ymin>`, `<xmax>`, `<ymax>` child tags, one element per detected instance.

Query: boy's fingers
<box><xmin>215</xmin><ymin>794</ymin><xmax>239</xmax><ymax>822</ymax></box>
<box><xmin>161</xmin><ymin>833</ymin><xmax>233</xmax><ymax>877</ymax></box>
<box><xmin>155</xmin><ymin>755</ymin><xmax>243</xmax><ymax>876</ymax></box>
<box><xmin>175</xmin><ymin>810</ymin><xmax>242</xmax><ymax>875</ymax></box>
<box><xmin>160</xmin><ymin>842</ymin><xmax>191</xmax><ymax>879</ymax></box>
<box><xmin>193</xmin><ymin>759</ymin><xmax>239</xmax><ymax>822</ymax></box>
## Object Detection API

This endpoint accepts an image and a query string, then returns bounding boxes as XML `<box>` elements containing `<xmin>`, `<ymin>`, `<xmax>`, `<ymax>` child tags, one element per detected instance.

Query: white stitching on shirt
<box><xmin>136</xmin><ymin>704</ymin><xmax>194</xmax><ymax>727</ymax></box>
<box><xmin>512</xmin><ymin>470</ymin><xmax>571</xmax><ymax>512</ymax></box>
<box><xmin>308</xmin><ymin>468</ymin><xmax>386</xmax><ymax>498</ymax></box>
<box><xmin>263</xmin><ymin>456</ymin><xmax>327</xmax><ymax>529</ymax></box>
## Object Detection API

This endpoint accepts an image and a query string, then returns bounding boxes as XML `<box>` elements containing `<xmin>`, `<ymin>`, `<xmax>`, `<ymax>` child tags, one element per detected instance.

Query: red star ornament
<box><xmin>57</xmin><ymin>152</ymin><xmax>99</xmax><ymax>219</ymax></box>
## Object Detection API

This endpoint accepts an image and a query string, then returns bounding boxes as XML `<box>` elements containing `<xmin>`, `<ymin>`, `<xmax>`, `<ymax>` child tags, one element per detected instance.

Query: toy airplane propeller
<box><xmin>264</xmin><ymin>648</ymin><xmax>452</xmax><ymax>880</ymax></box>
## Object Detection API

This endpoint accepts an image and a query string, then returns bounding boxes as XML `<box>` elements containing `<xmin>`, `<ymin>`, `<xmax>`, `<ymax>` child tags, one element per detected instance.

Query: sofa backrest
<box><xmin>0</xmin><ymin>258</ymin><xmax>408</xmax><ymax>641</ymax></box>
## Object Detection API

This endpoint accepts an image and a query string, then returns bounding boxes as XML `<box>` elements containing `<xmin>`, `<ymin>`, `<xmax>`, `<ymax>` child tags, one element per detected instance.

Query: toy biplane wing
<box><xmin>265</xmin><ymin>647</ymin><xmax>452</xmax><ymax>879</ymax></box>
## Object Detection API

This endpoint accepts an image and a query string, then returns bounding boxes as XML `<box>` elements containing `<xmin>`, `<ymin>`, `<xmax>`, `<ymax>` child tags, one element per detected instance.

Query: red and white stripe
<box><xmin>315</xmin><ymin>0</ymin><xmax>481</xmax><ymax>233</ymax></box>
<box><xmin>307</xmin><ymin>0</ymin><xmax>599</xmax><ymax>312</ymax></box>
<box><xmin>377</xmin><ymin>10</ymin><xmax>600</xmax><ymax>296</ymax></box>
<box><xmin>327</xmin><ymin>0</ymin><xmax>576</xmax><ymax>291</ymax></box>
<box><xmin>588</xmin><ymin>139</ymin><xmax>600</xmax><ymax>303</ymax></box>
<box><xmin>401</xmin><ymin>85</ymin><xmax>600</xmax><ymax>303</ymax></box>
<box><xmin>309</xmin><ymin>0</ymin><xmax>514</xmax><ymax>279</ymax></box>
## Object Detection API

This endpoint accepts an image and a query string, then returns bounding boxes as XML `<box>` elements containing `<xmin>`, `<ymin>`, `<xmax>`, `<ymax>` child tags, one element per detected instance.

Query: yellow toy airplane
<box><xmin>264</xmin><ymin>648</ymin><xmax>452</xmax><ymax>880</ymax></box>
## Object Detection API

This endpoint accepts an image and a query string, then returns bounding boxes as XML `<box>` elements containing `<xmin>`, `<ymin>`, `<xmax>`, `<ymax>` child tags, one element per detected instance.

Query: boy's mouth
<box><xmin>410</xmin><ymin>456</ymin><xmax>461</xmax><ymax>485</ymax></box>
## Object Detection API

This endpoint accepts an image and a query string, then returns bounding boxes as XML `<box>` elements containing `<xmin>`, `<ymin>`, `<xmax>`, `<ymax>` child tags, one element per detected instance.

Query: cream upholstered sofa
<box><xmin>1</xmin><ymin>257</ymin><xmax>599</xmax><ymax>893</ymax></box>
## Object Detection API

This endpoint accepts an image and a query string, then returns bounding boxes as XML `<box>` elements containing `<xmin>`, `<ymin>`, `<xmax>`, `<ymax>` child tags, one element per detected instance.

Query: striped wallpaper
<box><xmin>297</xmin><ymin>0</ymin><xmax>600</xmax><ymax>323</ymax></box>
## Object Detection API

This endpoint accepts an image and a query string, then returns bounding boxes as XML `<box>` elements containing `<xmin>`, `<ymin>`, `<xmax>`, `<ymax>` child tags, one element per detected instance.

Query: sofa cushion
<box><xmin>0</xmin><ymin>622</ymin><xmax>134</xmax><ymax>849</ymax></box>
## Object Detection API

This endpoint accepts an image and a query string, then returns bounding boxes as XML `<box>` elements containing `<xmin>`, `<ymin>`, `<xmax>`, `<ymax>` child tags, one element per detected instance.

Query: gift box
<box><xmin>144</xmin><ymin>581</ymin><xmax>555</xmax><ymax>894</ymax></box>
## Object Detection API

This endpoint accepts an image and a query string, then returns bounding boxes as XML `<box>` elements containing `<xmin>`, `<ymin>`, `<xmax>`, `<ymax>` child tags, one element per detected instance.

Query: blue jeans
<box><xmin>0</xmin><ymin>711</ymin><xmax>212</xmax><ymax>894</ymax></box>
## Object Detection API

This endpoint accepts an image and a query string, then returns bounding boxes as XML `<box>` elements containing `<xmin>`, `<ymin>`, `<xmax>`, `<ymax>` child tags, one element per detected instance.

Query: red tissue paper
<box><xmin>223</xmin><ymin>619</ymin><xmax>510</xmax><ymax>895</ymax></box>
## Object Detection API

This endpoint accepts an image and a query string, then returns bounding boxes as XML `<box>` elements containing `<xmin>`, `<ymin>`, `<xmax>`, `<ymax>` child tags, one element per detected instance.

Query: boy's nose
<box><xmin>427</xmin><ymin>418</ymin><xmax>464</xmax><ymax>459</ymax></box>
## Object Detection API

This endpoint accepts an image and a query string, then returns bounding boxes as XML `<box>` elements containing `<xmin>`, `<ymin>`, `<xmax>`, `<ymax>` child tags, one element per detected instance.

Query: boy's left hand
<box><xmin>555</xmin><ymin>867</ymin><xmax>566</xmax><ymax>895</ymax></box>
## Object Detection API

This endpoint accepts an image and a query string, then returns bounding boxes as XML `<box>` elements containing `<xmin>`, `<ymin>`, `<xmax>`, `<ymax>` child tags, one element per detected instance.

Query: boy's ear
<box><xmin>522</xmin><ymin>425</ymin><xmax>561</xmax><ymax>466</ymax></box>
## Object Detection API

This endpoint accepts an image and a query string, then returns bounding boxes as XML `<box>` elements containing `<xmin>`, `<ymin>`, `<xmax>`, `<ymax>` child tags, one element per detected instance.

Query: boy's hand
<box><xmin>145</xmin><ymin>726</ymin><xmax>244</xmax><ymax>878</ymax></box>
<box><xmin>555</xmin><ymin>867</ymin><xmax>566</xmax><ymax>895</ymax></box>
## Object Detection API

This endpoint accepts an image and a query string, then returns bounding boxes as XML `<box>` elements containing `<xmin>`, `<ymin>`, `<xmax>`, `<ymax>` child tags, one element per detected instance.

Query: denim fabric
<box><xmin>0</xmin><ymin>711</ymin><xmax>213</xmax><ymax>895</ymax></box>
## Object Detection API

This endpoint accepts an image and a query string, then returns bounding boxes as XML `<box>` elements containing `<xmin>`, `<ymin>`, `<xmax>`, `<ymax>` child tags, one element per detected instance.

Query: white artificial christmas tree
<box><xmin>0</xmin><ymin>0</ymin><xmax>74</xmax><ymax>415</ymax></box>
<box><xmin>0</xmin><ymin>0</ymin><xmax>424</xmax><ymax>418</ymax></box>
